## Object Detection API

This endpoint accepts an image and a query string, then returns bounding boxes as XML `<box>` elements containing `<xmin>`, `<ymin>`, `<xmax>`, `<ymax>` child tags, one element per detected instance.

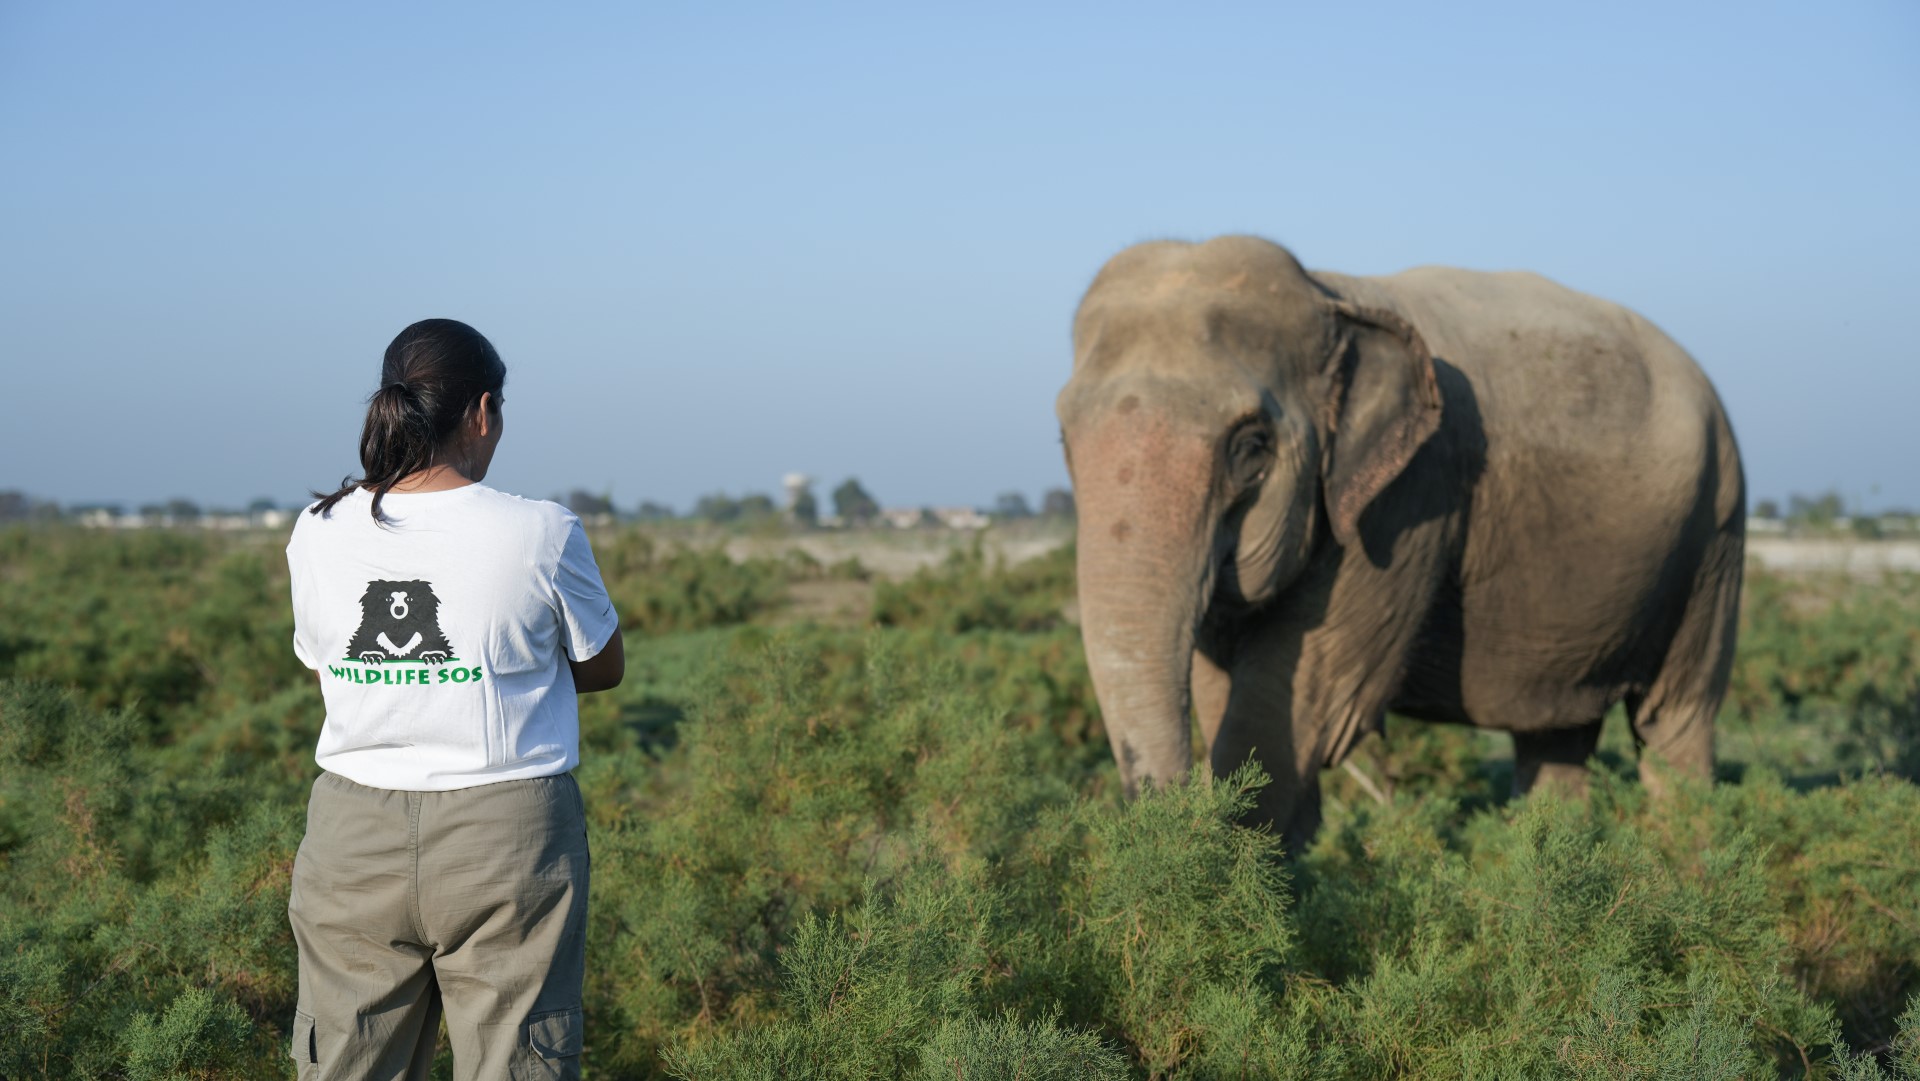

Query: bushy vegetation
<box><xmin>1726</xmin><ymin>572</ymin><xmax>1920</xmax><ymax>779</ymax></box>
<box><xmin>592</xmin><ymin>531</ymin><xmax>855</xmax><ymax>636</ymax></box>
<box><xmin>2</xmin><ymin>525</ymin><xmax>1917</xmax><ymax>1078</ymax></box>
<box><xmin>0</xmin><ymin>528</ymin><xmax>305</xmax><ymax>729</ymax></box>
<box><xmin>873</xmin><ymin>541</ymin><xmax>1077</xmax><ymax>633</ymax></box>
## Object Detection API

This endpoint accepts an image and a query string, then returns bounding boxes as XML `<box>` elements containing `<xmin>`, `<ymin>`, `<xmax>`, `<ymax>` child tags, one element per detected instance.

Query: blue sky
<box><xmin>2</xmin><ymin>1</ymin><xmax>1915</xmax><ymax>512</ymax></box>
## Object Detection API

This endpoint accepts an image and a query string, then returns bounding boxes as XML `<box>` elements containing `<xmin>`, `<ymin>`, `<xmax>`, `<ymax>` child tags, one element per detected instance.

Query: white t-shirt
<box><xmin>285</xmin><ymin>484</ymin><xmax>619</xmax><ymax>791</ymax></box>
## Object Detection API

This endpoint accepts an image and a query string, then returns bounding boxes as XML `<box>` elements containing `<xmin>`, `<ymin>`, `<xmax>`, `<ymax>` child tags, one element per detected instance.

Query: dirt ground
<box><xmin>1746</xmin><ymin>536</ymin><xmax>1920</xmax><ymax>577</ymax></box>
<box><xmin>721</xmin><ymin>521</ymin><xmax>1075</xmax><ymax>579</ymax></box>
<box><xmin>780</xmin><ymin>578</ymin><xmax>877</xmax><ymax>627</ymax></box>
<box><xmin>719</xmin><ymin>527</ymin><xmax>1917</xmax><ymax>629</ymax></box>
<box><xmin>720</xmin><ymin>525</ymin><xmax>1917</xmax><ymax>582</ymax></box>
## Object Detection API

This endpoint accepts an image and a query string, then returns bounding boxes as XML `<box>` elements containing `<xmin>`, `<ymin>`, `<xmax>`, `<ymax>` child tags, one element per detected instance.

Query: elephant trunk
<box><xmin>1071</xmin><ymin>415</ymin><xmax>1218</xmax><ymax>796</ymax></box>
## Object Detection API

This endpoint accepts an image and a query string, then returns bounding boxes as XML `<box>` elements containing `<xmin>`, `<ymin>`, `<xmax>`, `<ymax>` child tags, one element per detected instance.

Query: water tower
<box><xmin>783</xmin><ymin>473</ymin><xmax>815</xmax><ymax>520</ymax></box>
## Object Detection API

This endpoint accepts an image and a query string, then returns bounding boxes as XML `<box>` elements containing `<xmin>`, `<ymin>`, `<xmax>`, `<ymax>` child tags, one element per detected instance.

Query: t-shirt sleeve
<box><xmin>552</xmin><ymin>516</ymin><xmax>619</xmax><ymax>661</ymax></box>
<box><xmin>286</xmin><ymin>525</ymin><xmax>320</xmax><ymax>670</ymax></box>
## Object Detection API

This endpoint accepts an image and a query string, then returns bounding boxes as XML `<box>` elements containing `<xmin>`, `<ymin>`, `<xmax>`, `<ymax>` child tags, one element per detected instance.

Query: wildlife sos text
<box><xmin>325</xmin><ymin>663</ymin><xmax>484</xmax><ymax>686</ymax></box>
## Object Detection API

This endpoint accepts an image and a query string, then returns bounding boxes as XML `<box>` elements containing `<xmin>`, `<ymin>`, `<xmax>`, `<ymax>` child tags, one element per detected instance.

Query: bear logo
<box><xmin>345</xmin><ymin>579</ymin><xmax>454</xmax><ymax>665</ymax></box>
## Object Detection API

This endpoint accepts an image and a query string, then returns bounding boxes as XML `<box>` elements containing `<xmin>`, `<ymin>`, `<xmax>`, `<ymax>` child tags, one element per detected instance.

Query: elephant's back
<box><xmin>1317</xmin><ymin>267</ymin><xmax>1719</xmax><ymax>428</ymax></box>
<box><xmin>1313</xmin><ymin>265</ymin><xmax>1733</xmax><ymax>491</ymax></box>
<box><xmin>1316</xmin><ymin>265</ymin><xmax>1744</xmax><ymax>730</ymax></box>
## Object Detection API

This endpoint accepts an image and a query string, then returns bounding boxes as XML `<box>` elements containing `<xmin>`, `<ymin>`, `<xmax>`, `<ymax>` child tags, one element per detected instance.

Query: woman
<box><xmin>284</xmin><ymin>318</ymin><xmax>622</xmax><ymax>1080</ymax></box>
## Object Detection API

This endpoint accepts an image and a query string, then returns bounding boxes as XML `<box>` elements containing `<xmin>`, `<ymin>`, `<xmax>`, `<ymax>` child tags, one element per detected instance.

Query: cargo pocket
<box><xmin>289</xmin><ymin>1010</ymin><xmax>317</xmax><ymax>1079</ymax></box>
<box><xmin>519</xmin><ymin>1006</ymin><xmax>582</xmax><ymax>1080</ymax></box>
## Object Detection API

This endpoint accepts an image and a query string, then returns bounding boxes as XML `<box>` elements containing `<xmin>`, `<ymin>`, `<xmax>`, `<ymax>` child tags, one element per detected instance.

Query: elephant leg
<box><xmin>1192</xmin><ymin>648</ymin><xmax>1232</xmax><ymax>764</ymax></box>
<box><xmin>1211</xmin><ymin>725</ymin><xmax>1321</xmax><ymax>858</ymax></box>
<box><xmin>1627</xmin><ymin>527</ymin><xmax>1740</xmax><ymax>798</ymax></box>
<box><xmin>1511</xmin><ymin>721</ymin><xmax>1604</xmax><ymax>799</ymax></box>
<box><xmin>1210</xmin><ymin>648</ymin><xmax>1330</xmax><ymax>857</ymax></box>
<box><xmin>1627</xmin><ymin>696</ymin><xmax>1715</xmax><ymax>799</ymax></box>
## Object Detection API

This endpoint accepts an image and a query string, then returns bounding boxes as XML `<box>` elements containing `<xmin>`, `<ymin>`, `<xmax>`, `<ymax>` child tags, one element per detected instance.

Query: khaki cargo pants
<box><xmin>288</xmin><ymin>771</ymin><xmax>589</xmax><ymax>1080</ymax></box>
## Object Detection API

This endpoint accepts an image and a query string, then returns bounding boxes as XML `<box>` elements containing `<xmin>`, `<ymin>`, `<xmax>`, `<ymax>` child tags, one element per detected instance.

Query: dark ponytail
<box><xmin>311</xmin><ymin>319</ymin><xmax>507</xmax><ymax>521</ymax></box>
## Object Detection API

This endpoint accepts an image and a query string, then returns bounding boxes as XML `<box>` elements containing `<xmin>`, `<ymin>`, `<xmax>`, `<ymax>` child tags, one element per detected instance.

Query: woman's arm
<box><xmin>568</xmin><ymin>631</ymin><xmax>624</xmax><ymax>693</ymax></box>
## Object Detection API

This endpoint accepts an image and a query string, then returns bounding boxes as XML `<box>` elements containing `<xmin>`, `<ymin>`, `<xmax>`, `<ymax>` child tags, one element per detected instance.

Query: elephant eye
<box><xmin>1227</xmin><ymin>420</ymin><xmax>1274</xmax><ymax>490</ymax></box>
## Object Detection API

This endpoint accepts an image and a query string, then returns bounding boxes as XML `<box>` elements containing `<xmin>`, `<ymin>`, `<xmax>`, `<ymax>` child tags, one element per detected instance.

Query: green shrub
<box><xmin>612</xmin><ymin>635</ymin><xmax>1920</xmax><ymax>1078</ymax></box>
<box><xmin>0</xmin><ymin>527</ymin><xmax>304</xmax><ymax>730</ymax></box>
<box><xmin>1728</xmin><ymin>572</ymin><xmax>1920</xmax><ymax>779</ymax></box>
<box><xmin>121</xmin><ymin>987</ymin><xmax>256</xmax><ymax>1081</ymax></box>
<box><xmin>597</xmin><ymin>531</ymin><xmax>795</xmax><ymax>635</ymax></box>
<box><xmin>5</xmin><ymin>528</ymin><xmax>1920</xmax><ymax>1079</ymax></box>
<box><xmin>874</xmin><ymin>542</ymin><xmax>1076</xmax><ymax>633</ymax></box>
<box><xmin>583</xmin><ymin>635</ymin><xmax>1078</xmax><ymax>1073</ymax></box>
<box><xmin>915</xmin><ymin>1013</ymin><xmax>1132</xmax><ymax>1081</ymax></box>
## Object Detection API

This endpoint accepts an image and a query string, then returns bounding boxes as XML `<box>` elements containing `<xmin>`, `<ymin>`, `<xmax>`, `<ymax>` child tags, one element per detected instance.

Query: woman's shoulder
<box><xmin>285</xmin><ymin>497</ymin><xmax>332</xmax><ymax>547</ymax></box>
<box><xmin>465</xmin><ymin>487</ymin><xmax>585</xmax><ymax>552</ymax></box>
<box><xmin>473</xmin><ymin>491</ymin><xmax>592</xmax><ymax>583</ymax></box>
<box><xmin>468</xmin><ymin>486</ymin><xmax>578</xmax><ymax>527</ymax></box>
<box><xmin>287</xmin><ymin>486</ymin><xmax>580</xmax><ymax>561</ymax></box>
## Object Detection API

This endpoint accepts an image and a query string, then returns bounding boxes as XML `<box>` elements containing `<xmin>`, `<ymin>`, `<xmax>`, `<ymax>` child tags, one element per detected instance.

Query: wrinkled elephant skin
<box><xmin>1058</xmin><ymin>236</ymin><xmax>1744</xmax><ymax>850</ymax></box>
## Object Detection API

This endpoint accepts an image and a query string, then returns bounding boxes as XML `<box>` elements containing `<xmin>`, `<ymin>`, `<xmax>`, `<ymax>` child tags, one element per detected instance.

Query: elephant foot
<box><xmin>1515</xmin><ymin>759</ymin><xmax>1592</xmax><ymax>800</ymax></box>
<box><xmin>1511</xmin><ymin>721</ymin><xmax>1604</xmax><ymax>801</ymax></box>
<box><xmin>1635</xmin><ymin>748</ymin><xmax>1710</xmax><ymax>801</ymax></box>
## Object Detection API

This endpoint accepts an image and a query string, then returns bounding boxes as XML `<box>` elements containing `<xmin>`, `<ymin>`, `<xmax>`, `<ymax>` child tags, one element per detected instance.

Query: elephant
<box><xmin>1056</xmin><ymin>235</ymin><xmax>1745</xmax><ymax>850</ymax></box>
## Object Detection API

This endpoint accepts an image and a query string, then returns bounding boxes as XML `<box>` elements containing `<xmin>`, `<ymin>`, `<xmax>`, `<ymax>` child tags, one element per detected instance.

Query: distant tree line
<box><xmin>16</xmin><ymin>483</ymin><xmax>1920</xmax><ymax>538</ymax></box>
<box><xmin>0</xmin><ymin>492</ymin><xmax>292</xmax><ymax>526</ymax></box>
<box><xmin>1750</xmin><ymin>489</ymin><xmax>1914</xmax><ymax>539</ymax></box>
<box><xmin>0</xmin><ymin>482</ymin><xmax>1079</xmax><ymax>529</ymax></box>
<box><xmin>546</xmin><ymin>478</ymin><xmax>1076</xmax><ymax>529</ymax></box>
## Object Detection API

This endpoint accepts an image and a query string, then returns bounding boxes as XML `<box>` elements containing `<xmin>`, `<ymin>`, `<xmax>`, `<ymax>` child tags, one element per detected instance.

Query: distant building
<box><xmin>879</xmin><ymin>506</ymin><xmax>990</xmax><ymax>530</ymax></box>
<box><xmin>783</xmin><ymin>473</ymin><xmax>819</xmax><ymax>525</ymax></box>
<box><xmin>881</xmin><ymin>507</ymin><xmax>934</xmax><ymax>530</ymax></box>
<box><xmin>932</xmin><ymin>507</ymin><xmax>990</xmax><ymax>531</ymax></box>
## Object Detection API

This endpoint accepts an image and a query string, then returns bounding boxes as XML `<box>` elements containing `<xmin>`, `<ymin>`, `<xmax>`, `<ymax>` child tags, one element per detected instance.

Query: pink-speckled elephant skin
<box><xmin>1058</xmin><ymin>235</ymin><xmax>1744</xmax><ymax>849</ymax></box>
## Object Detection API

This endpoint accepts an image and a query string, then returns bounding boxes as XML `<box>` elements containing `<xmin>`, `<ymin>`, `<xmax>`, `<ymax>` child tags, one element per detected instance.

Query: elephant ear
<box><xmin>1320</xmin><ymin>300</ymin><xmax>1443</xmax><ymax>547</ymax></box>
